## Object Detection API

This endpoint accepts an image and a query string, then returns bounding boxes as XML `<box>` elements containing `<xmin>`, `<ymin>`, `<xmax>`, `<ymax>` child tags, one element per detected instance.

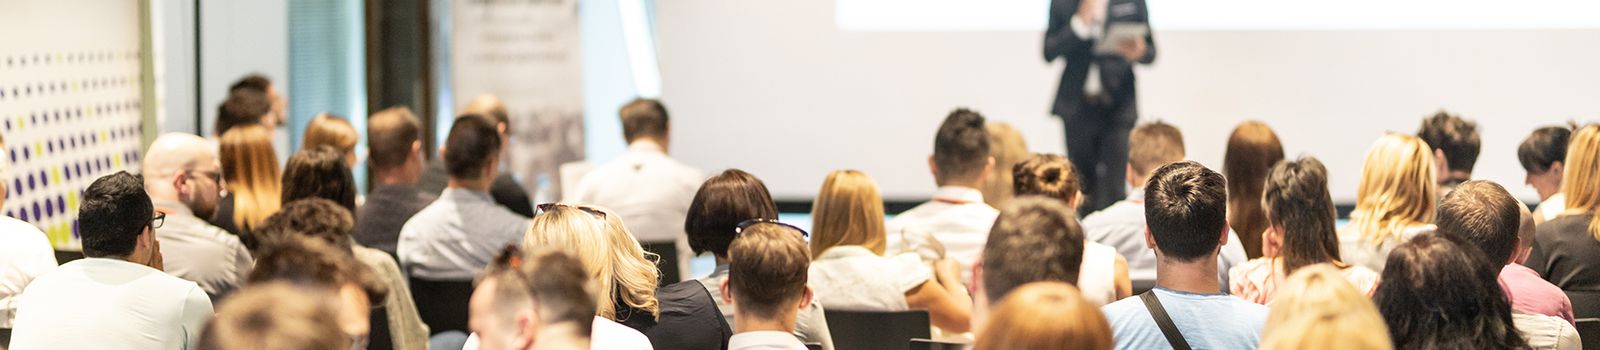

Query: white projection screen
<box><xmin>657</xmin><ymin>0</ymin><xmax>1600</xmax><ymax>203</ymax></box>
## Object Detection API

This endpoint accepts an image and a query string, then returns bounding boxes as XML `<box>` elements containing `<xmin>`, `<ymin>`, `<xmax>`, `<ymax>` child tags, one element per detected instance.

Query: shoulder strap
<box><xmin>1140</xmin><ymin>291</ymin><xmax>1193</xmax><ymax>350</ymax></box>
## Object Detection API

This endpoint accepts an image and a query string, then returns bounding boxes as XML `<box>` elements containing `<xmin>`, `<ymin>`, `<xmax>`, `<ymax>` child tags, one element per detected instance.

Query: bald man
<box><xmin>419</xmin><ymin>94</ymin><xmax>535</xmax><ymax>217</ymax></box>
<box><xmin>143</xmin><ymin>133</ymin><xmax>253</xmax><ymax>300</ymax></box>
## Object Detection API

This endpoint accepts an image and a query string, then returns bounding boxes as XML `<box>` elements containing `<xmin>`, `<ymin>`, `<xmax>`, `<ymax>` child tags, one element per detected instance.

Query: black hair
<box><xmin>1373</xmin><ymin>233</ymin><xmax>1527</xmax><ymax>350</ymax></box>
<box><xmin>1436</xmin><ymin>181</ymin><xmax>1522</xmax><ymax>264</ymax></box>
<box><xmin>443</xmin><ymin>114</ymin><xmax>502</xmax><ymax>180</ymax></box>
<box><xmin>1143</xmin><ymin>161</ymin><xmax>1228</xmax><ymax>262</ymax></box>
<box><xmin>79</xmin><ymin>171</ymin><xmax>154</xmax><ymax>258</ymax></box>
<box><xmin>1263</xmin><ymin>157</ymin><xmax>1342</xmax><ymax>275</ymax></box>
<box><xmin>229</xmin><ymin>74</ymin><xmax>271</xmax><ymax>94</ymax></box>
<box><xmin>281</xmin><ymin>146</ymin><xmax>357</xmax><ymax>213</ymax></box>
<box><xmin>685</xmin><ymin>169</ymin><xmax>778</xmax><ymax>258</ymax></box>
<box><xmin>254</xmin><ymin>198</ymin><xmax>356</xmax><ymax>254</ymax></box>
<box><xmin>215</xmin><ymin>89</ymin><xmax>272</xmax><ymax>137</ymax></box>
<box><xmin>1517</xmin><ymin>126</ymin><xmax>1572</xmax><ymax>173</ymax></box>
<box><xmin>1416</xmin><ymin>110</ymin><xmax>1481</xmax><ymax>174</ymax></box>
<box><xmin>981</xmin><ymin>196</ymin><xmax>1085</xmax><ymax>302</ymax></box>
<box><xmin>933</xmin><ymin>108</ymin><xmax>991</xmax><ymax>182</ymax></box>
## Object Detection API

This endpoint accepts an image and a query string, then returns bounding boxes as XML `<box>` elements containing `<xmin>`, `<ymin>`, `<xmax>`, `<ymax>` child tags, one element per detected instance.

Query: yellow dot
<box><xmin>51</xmin><ymin>167</ymin><xmax>61</xmax><ymax>184</ymax></box>
<box><xmin>66</xmin><ymin>192</ymin><xmax>78</xmax><ymax>213</ymax></box>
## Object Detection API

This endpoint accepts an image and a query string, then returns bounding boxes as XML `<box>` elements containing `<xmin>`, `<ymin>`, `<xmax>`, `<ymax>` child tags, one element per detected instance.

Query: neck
<box><xmin>935</xmin><ymin>180</ymin><xmax>982</xmax><ymax>191</ymax></box>
<box><xmin>629</xmin><ymin>138</ymin><xmax>667</xmax><ymax>154</ymax></box>
<box><xmin>374</xmin><ymin>167</ymin><xmax>418</xmax><ymax>186</ymax></box>
<box><xmin>734</xmin><ymin>313</ymin><xmax>797</xmax><ymax>334</ymax></box>
<box><xmin>1155</xmin><ymin>254</ymin><xmax>1221</xmax><ymax>294</ymax></box>
<box><xmin>529</xmin><ymin>322</ymin><xmax>590</xmax><ymax>350</ymax></box>
<box><xmin>1444</xmin><ymin>171</ymin><xmax>1472</xmax><ymax>183</ymax></box>
<box><xmin>448</xmin><ymin>176</ymin><xmax>493</xmax><ymax>192</ymax></box>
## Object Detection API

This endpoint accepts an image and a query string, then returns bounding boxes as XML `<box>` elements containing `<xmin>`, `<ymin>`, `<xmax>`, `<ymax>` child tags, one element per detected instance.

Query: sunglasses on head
<box><xmin>735</xmin><ymin>218</ymin><xmax>810</xmax><ymax>238</ymax></box>
<box><xmin>535</xmin><ymin>203</ymin><xmax>607</xmax><ymax>219</ymax></box>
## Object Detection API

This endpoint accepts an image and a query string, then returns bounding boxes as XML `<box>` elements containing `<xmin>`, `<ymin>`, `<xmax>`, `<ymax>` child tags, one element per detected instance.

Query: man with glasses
<box><xmin>142</xmin><ymin>133</ymin><xmax>253</xmax><ymax>301</ymax></box>
<box><xmin>11</xmin><ymin>171</ymin><xmax>213</xmax><ymax>349</ymax></box>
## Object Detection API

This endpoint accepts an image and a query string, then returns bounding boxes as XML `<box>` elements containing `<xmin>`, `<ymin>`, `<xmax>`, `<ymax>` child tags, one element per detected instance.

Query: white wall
<box><xmin>657</xmin><ymin>0</ymin><xmax>1600</xmax><ymax>202</ymax></box>
<box><xmin>198</xmin><ymin>0</ymin><xmax>288</xmax><ymax>145</ymax></box>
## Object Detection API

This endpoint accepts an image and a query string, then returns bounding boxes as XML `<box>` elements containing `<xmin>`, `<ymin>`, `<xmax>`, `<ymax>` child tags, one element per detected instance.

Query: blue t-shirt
<box><xmin>1101</xmin><ymin>288</ymin><xmax>1268</xmax><ymax>350</ymax></box>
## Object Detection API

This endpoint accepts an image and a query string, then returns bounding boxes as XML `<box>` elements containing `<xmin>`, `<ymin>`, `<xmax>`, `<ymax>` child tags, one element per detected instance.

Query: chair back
<box><xmin>822</xmin><ymin>309</ymin><xmax>931</xmax><ymax>350</ymax></box>
<box><xmin>1567</xmin><ymin>291</ymin><xmax>1600</xmax><ymax>319</ymax></box>
<box><xmin>1576</xmin><ymin>318</ymin><xmax>1600</xmax><ymax>350</ymax></box>
<box><xmin>409</xmin><ymin>277</ymin><xmax>476</xmax><ymax>334</ymax></box>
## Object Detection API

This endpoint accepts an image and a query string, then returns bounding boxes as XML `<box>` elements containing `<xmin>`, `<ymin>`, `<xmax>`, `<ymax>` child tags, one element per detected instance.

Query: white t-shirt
<box><xmin>885</xmin><ymin>186</ymin><xmax>1001</xmax><ymax>284</ymax></box>
<box><xmin>462</xmin><ymin>316</ymin><xmax>654</xmax><ymax>350</ymax></box>
<box><xmin>0</xmin><ymin>216</ymin><xmax>56</xmax><ymax>328</ymax></box>
<box><xmin>809</xmin><ymin>246</ymin><xmax>933</xmax><ymax>311</ymax></box>
<box><xmin>569</xmin><ymin>141</ymin><xmax>703</xmax><ymax>280</ymax></box>
<box><xmin>10</xmin><ymin>258</ymin><xmax>213</xmax><ymax>349</ymax></box>
<box><xmin>1079</xmin><ymin>241</ymin><xmax>1119</xmax><ymax>305</ymax></box>
<box><xmin>1537</xmin><ymin>193</ymin><xmax>1567</xmax><ymax>222</ymax></box>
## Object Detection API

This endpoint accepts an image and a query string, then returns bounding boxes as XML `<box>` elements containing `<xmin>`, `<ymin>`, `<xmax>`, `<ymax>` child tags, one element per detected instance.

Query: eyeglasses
<box><xmin>536</xmin><ymin>203</ymin><xmax>607</xmax><ymax>219</ymax></box>
<box><xmin>735</xmin><ymin>218</ymin><xmax>810</xmax><ymax>238</ymax></box>
<box><xmin>148</xmin><ymin>212</ymin><xmax>166</xmax><ymax>229</ymax></box>
<box><xmin>187</xmin><ymin>169</ymin><xmax>223</xmax><ymax>184</ymax></box>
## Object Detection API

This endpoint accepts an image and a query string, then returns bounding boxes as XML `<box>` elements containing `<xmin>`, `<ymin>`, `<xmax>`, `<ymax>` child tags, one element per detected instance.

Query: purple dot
<box><xmin>44</xmin><ymin>200</ymin><xmax>53</xmax><ymax>217</ymax></box>
<box><xmin>56</xmin><ymin>196</ymin><xmax>65</xmax><ymax>214</ymax></box>
<box><xmin>21</xmin><ymin>147</ymin><xmax>28</xmax><ymax>160</ymax></box>
<box><xmin>45</xmin><ymin>142</ymin><xmax>53</xmax><ymax>153</ymax></box>
<box><xmin>31</xmin><ymin>202</ymin><xmax>40</xmax><ymax>220</ymax></box>
<box><xmin>62</xmin><ymin>165</ymin><xmax>71</xmax><ymax>180</ymax></box>
<box><xmin>26</xmin><ymin>173</ymin><xmax>35</xmax><ymax>190</ymax></box>
<box><xmin>8</xmin><ymin>149</ymin><xmax>15</xmax><ymax>163</ymax></box>
<box><xmin>37</xmin><ymin>170</ymin><xmax>46</xmax><ymax>186</ymax></box>
<box><xmin>18</xmin><ymin>208</ymin><xmax>27</xmax><ymax>221</ymax></box>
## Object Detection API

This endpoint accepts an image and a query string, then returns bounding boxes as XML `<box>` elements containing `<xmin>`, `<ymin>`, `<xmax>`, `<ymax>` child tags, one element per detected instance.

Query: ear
<box><xmin>1126</xmin><ymin>163</ymin><xmax>1138</xmax><ymax>186</ymax></box>
<box><xmin>797</xmin><ymin>285</ymin><xmax>815</xmax><ymax>311</ymax></box>
<box><xmin>1218</xmin><ymin>223</ymin><xmax>1232</xmax><ymax>247</ymax></box>
<box><xmin>516</xmin><ymin>309</ymin><xmax>542</xmax><ymax>349</ymax></box>
<box><xmin>720</xmin><ymin>278</ymin><xmax>735</xmax><ymax>307</ymax></box>
<box><xmin>409</xmin><ymin>140</ymin><xmax>423</xmax><ymax>158</ymax></box>
<box><xmin>980</xmin><ymin>156</ymin><xmax>996</xmax><ymax>182</ymax></box>
<box><xmin>927</xmin><ymin>156</ymin><xmax>940</xmax><ymax>179</ymax></box>
<box><xmin>1434</xmin><ymin>149</ymin><xmax>1450</xmax><ymax>180</ymax></box>
<box><xmin>498</xmin><ymin>122</ymin><xmax>509</xmax><ymax>137</ymax></box>
<box><xmin>1144</xmin><ymin>227</ymin><xmax>1157</xmax><ymax>250</ymax></box>
<box><xmin>1069</xmin><ymin>192</ymin><xmax>1084</xmax><ymax>210</ymax></box>
<box><xmin>1551</xmin><ymin>161</ymin><xmax>1564</xmax><ymax>176</ymax></box>
<box><xmin>437</xmin><ymin>145</ymin><xmax>447</xmax><ymax>159</ymax></box>
<box><xmin>171</xmin><ymin>170</ymin><xmax>189</xmax><ymax>192</ymax></box>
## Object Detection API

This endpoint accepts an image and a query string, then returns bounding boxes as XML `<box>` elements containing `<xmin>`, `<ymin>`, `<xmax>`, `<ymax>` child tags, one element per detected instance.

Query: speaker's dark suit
<box><xmin>1045</xmin><ymin>0</ymin><xmax>1155</xmax><ymax>212</ymax></box>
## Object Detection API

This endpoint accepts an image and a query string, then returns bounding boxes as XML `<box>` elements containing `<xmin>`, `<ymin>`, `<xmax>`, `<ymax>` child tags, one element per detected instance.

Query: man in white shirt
<box><xmin>143</xmin><ymin>133</ymin><xmax>253</xmax><ymax>300</ymax></box>
<box><xmin>723</xmin><ymin>222</ymin><xmax>814</xmax><ymax>350</ymax></box>
<box><xmin>400</xmin><ymin>115</ymin><xmax>531</xmax><ymax>281</ymax></box>
<box><xmin>469</xmin><ymin>247</ymin><xmax>651</xmax><ymax>350</ymax></box>
<box><xmin>1082</xmin><ymin>122</ymin><xmax>1245</xmax><ymax>290</ymax></box>
<box><xmin>0</xmin><ymin>133</ymin><xmax>57</xmax><ymax>336</ymax></box>
<box><xmin>886</xmin><ymin>108</ymin><xmax>999</xmax><ymax>283</ymax></box>
<box><xmin>571</xmin><ymin>98</ymin><xmax>703</xmax><ymax>283</ymax></box>
<box><xmin>11</xmin><ymin>172</ymin><xmax>213</xmax><ymax>350</ymax></box>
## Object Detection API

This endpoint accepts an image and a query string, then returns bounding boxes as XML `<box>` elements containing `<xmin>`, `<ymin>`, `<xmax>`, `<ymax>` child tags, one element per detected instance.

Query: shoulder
<box><xmin>593</xmin><ymin>317</ymin><xmax>654</xmax><ymax>349</ymax></box>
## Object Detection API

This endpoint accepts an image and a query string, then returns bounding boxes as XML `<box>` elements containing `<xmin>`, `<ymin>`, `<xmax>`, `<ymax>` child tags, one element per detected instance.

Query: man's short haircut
<box><xmin>282</xmin><ymin>146</ymin><xmax>358</xmax><ymax>213</ymax></box>
<box><xmin>932</xmin><ymin>108</ymin><xmax>991</xmax><ymax>182</ymax></box>
<box><xmin>619</xmin><ymin>98</ymin><xmax>670</xmax><ymax>143</ymax></box>
<box><xmin>248</xmin><ymin>236</ymin><xmax>388</xmax><ymax>304</ymax></box>
<box><xmin>79</xmin><ymin>171</ymin><xmax>154</xmax><ymax>258</ymax></box>
<box><xmin>727</xmin><ymin>222</ymin><xmax>810</xmax><ymax>320</ymax></box>
<box><xmin>1012</xmin><ymin>154</ymin><xmax>1082</xmax><ymax>205</ymax></box>
<box><xmin>253</xmin><ymin>198</ymin><xmax>356</xmax><ymax>253</ymax></box>
<box><xmin>229</xmin><ymin>74</ymin><xmax>271</xmax><ymax>94</ymax></box>
<box><xmin>366</xmin><ymin>107</ymin><xmax>422</xmax><ymax>172</ymax></box>
<box><xmin>1436</xmin><ymin>181</ymin><xmax>1521</xmax><ymax>264</ymax></box>
<box><xmin>1518</xmin><ymin>126</ymin><xmax>1573</xmax><ymax>173</ymax></box>
<box><xmin>1144</xmin><ymin>161</ymin><xmax>1228</xmax><ymax>262</ymax></box>
<box><xmin>981</xmin><ymin>196</ymin><xmax>1086</xmax><ymax>303</ymax></box>
<box><xmin>686</xmin><ymin>169</ymin><xmax>779</xmax><ymax>258</ymax></box>
<box><xmin>1128</xmin><ymin>121</ymin><xmax>1186</xmax><ymax>177</ymax></box>
<box><xmin>1416</xmin><ymin>110</ymin><xmax>1481</xmax><ymax>174</ymax></box>
<box><xmin>482</xmin><ymin>247</ymin><xmax>597</xmax><ymax>336</ymax></box>
<box><xmin>199</xmin><ymin>282</ymin><xmax>347</xmax><ymax>350</ymax></box>
<box><xmin>216</xmin><ymin>89</ymin><xmax>272</xmax><ymax>137</ymax></box>
<box><xmin>443</xmin><ymin>114</ymin><xmax>502</xmax><ymax>180</ymax></box>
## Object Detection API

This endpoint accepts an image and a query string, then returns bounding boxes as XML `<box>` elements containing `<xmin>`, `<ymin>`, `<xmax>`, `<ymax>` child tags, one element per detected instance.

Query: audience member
<box><xmin>722</xmin><ymin>221</ymin><xmax>815</xmax><ymax>350</ymax></box>
<box><xmin>1416</xmin><ymin>110</ymin><xmax>1481</xmax><ymax>195</ymax></box>
<box><xmin>1338</xmin><ymin>133</ymin><xmax>1437</xmax><ymax>272</ymax></box>
<box><xmin>227</xmin><ymin>74</ymin><xmax>286</xmax><ymax>131</ymax></box>
<box><xmin>1258</xmin><ymin>265</ymin><xmax>1391</xmax><ymax>350</ymax></box>
<box><xmin>886</xmin><ymin>108</ymin><xmax>999</xmax><ymax>283</ymax></box>
<box><xmin>1527</xmin><ymin>124</ymin><xmax>1600</xmax><ymax>293</ymax></box>
<box><xmin>198</xmin><ymin>282</ymin><xmax>349</xmax><ymax>350</ymax></box>
<box><xmin>10</xmin><ymin>172</ymin><xmax>213</xmax><ymax>349</ymax></box>
<box><xmin>469</xmin><ymin>247</ymin><xmax>649</xmax><ymax>350</ymax></box>
<box><xmin>281</xmin><ymin>146</ymin><xmax>359</xmax><ymax>213</ymax></box>
<box><xmin>400</xmin><ymin>115</ymin><xmax>530</xmax><ymax>280</ymax></box>
<box><xmin>1222</xmin><ymin>121</ymin><xmax>1284</xmax><ymax>258</ymax></box>
<box><xmin>1505</xmin><ymin>202</ymin><xmax>1577</xmax><ymax>323</ymax></box>
<box><xmin>570</xmin><ymin>98</ymin><xmax>704</xmax><ymax>283</ymax></box>
<box><xmin>526</xmin><ymin>203</ymin><xmax>726</xmax><ymax>349</ymax></box>
<box><xmin>806</xmin><ymin>170</ymin><xmax>972</xmax><ymax>332</ymax></box>
<box><xmin>1373</xmin><ymin>234</ymin><xmax>1572</xmax><ymax>349</ymax></box>
<box><xmin>0</xmin><ymin>133</ymin><xmax>58</xmax><ymax>340</ymax></box>
<box><xmin>249</xmin><ymin>237</ymin><xmax>389</xmax><ymax>346</ymax></box>
<box><xmin>211</xmin><ymin>124</ymin><xmax>283</xmax><ymax>238</ymax></box>
<box><xmin>976</xmin><ymin>196</ymin><xmax>1085</xmax><ymax>330</ymax></box>
<box><xmin>1437</xmin><ymin>181</ymin><xmax>1575</xmax><ymax>325</ymax></box>
<box><xmin>973</xmin><ymin>282</ymin><xmax>1112</xmax><ymax>350</ymax></box>
<box><xmin>420</xmin><ymin>96</ymin><xmax>535</xmax><ymax>217</ymax></box>
<box><xmin>143</xmin><ymin>133</ymin><xmax>253</xmax><ymax>300</ymax></box>
<box><xmin>1011</xmin><ymin>154</ymin><xmax>1132</xmax><ymax>304</ymax></box>
<box><xmin>355</xmin><ymin>107</ymin><xmax>437</xmax><ymax>256</ymax></box>
<box><xmin>1519</xmin><ymin>125</ymin><xmax>1573</xmax><ymax>223</ymax></box>
<box><xmin>979</xmin><ymin>122</ymin><xmax>1029</xmax><ymax>209</ymax></box>
<box><xmin>688</xmin><ymin>169</ymin><xmax>834</xmax><ymax>349</ymax></box>
<box><xmin>1099</xmin><ymin>161</ymin><xmax>1267</xmax><ymax>350</ymax></box>
<box><xmin>255</xmin><ymin>198</ymin><xmax>431</xmax><ymax>350</ymax></box>
<box><xmin>214</xmin><ymin>88</ymin><xmax>274</xmax><ymax>138</ymax></box>
<box><xmin>1083</xmin><ymin>122</ymin><xmax>1246</xmax><ymax>289</ymax></box>
<box><xmin>1228</xmin><ymin>157</ymin><xmax>1378</xmax><ymax>304</ymax></box>
<box><xmin>302</xmin><ymin>113</ymin><xmax>360</xmax><ymax>167</ymax></box>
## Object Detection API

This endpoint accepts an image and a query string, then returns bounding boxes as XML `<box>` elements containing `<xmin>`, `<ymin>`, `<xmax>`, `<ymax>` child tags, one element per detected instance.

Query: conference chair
<box><xmin>910</xmin><ymin>338</ymin><xmax>969</xmax><ymax>350</ymax></box>
<box><xmin>409</xmin><ymin>277</ymin><xmax>475</xmax><ymax>334</ymax></box>
<box><xmin>823</xmin><ymin>309</ymin><xmax>931</xmax><ymax>350</ymax></box>
<box><xmin>1576</xmin><ymin>318</ymin><xmax>1600</xmax><ymax>350</ymax></box>
<box><xmin>1566</xmin><ymin>291</ymin><xmax>1600</xmax><ymax>319</ymax></box>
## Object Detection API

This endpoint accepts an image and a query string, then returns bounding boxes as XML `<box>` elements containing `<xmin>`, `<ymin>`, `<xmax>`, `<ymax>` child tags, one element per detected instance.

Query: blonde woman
<box><xmin>972</xmin><ymin>282</ymin><xmax>1111</xmax><ymax>350</ymax></box>
<box><xmin>1527</xmin><ymin>124</ymin><xmax>1600</xmax><ymax>293</ymax></box>
<box><xmin>301</xmin><ymin>113</ymin><xmax>360</xmax><ymax>168</ymax></box>
<box><xmin>807</xmin><ymin>170</ymin><xmax>972</xmax><ymax>332</ymax></box>
<box><xmin>526</xmin><ymin>203</ymin><xmax>731</xmax><ymax>349</ymax></box>
<box><xmin>1337</xmin><ymin>133</ymin><xmax>1437</xmax><ymax>272</ymax></box>
<box><xmin>1259</xmin><ymin>265</ymin><xmax>1391</xmax><ymax>350</ymax></box>
<box><xmin>212</xmin><ymin>124</ymin><xmax>282</xmax><ymax>239</ymax></box>
<box><xmin>980</xmin><ymin>122</ymin><xmax>1029</xmax><ymax>209</ymax></box>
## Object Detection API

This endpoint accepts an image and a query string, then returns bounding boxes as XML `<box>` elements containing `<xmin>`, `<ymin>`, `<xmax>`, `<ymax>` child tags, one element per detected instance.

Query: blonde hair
<box><xmin>981</xmin><ymin>122</ymin><xmax>1029</xmax><ymax>208</ymax></box>
<box><xmin>810</xmin><ymin>170</ymin><xmax>887</xmax><ymax>258</ymax></box>
<box><xmin>1348</xmin><ymin>133</ymin><xmax>1436</xmax><ymax>246</ymax></box>
<box><xmin>1561</xmin><ymin>124</ymin><xmax>1600</xmax><ymax>240</ymax></box>
<box><xmin>1261</xmin><ymin>265</ymin><xmax>1391</xmax><ymax>350</ymax></box>
<box><xmin>219</xmin><ymin>124</ymin><xmax>282</xmax><ymax>231</ymax></box>
<box><xmin>524</xmin><ymin>205</ymin><xmax>661</xmax><ymax>321</ymax></box>
<box><xmin>973</xmin><ymin>282</ymin><xmax>1111</xmax><ymax>350</ymax></box>
<box><xmin>302</xmin><ymin>113</ymin><xmax>358</xmax><ymax>155</ymax></box>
